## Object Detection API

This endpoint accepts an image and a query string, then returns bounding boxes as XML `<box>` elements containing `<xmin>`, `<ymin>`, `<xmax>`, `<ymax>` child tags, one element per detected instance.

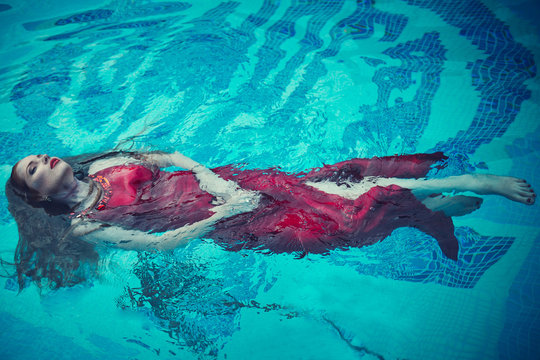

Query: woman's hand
<box><xmin>145</xmin><ymin>150</ymin><xmax>260</xmax><ymax>214</ymax></box>
<box><xmin>212</xmin><ymin>188</ymin><xmax>260</xmax><ymax>216</ymax></box>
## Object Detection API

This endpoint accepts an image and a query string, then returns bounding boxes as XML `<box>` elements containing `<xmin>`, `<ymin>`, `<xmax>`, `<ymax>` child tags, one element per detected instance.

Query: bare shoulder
<box><xmin>88</xmin><ymin>155</ymin><xmax>140</xmax><ymax>174</ymax></box>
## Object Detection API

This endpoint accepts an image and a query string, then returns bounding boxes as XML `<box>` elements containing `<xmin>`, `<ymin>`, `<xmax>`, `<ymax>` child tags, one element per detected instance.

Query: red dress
<box><xmin>86</xmin><ymin>153</ymin><xmax>459</xmax><ymax>260</ymax></box>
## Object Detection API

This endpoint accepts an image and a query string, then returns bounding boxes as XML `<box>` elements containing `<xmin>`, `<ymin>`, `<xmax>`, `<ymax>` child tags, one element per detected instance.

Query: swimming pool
<box><xmin>0</xmin><ymin>0</ymin><xmax>539</xmax><ymax>358</ymax></box>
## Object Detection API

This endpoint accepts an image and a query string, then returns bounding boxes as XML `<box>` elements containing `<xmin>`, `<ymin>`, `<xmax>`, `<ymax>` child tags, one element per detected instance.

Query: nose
<box><xmin>41</xmin><ymin>154</ymin><xmax>49</xmax><ymax>164</ymax></box>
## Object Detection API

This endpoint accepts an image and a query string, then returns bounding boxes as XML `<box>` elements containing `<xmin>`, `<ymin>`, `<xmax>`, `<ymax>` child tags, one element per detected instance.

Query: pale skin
<box><xmin>14</xmin><ymin>152</ymin><xmax>536</xmax><ymax>251</ymax></box>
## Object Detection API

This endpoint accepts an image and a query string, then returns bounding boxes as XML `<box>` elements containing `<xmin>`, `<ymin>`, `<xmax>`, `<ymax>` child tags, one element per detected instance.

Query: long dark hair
<box><xmin>4</xmin><ymin>150</ymin><xmax>138</xmax><ymax>291</ymax></box>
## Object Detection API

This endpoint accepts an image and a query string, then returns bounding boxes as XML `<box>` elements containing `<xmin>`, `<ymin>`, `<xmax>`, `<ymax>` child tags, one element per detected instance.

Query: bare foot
<box><xmin>473</xmin><ymin>174</ymin><xmax>536</xmax><ymax>205</ymax></box>
<box><xmin>422</xmin><ymin>195</ymin><xmax>483</xmax><ymax>217</ymax></box>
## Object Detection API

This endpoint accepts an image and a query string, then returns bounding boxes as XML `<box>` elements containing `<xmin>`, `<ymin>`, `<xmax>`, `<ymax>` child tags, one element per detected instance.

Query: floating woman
<box><xmin>5</xmin><ymin>151</ymin><xmax>536</xmax><ymax>289</ymax></box>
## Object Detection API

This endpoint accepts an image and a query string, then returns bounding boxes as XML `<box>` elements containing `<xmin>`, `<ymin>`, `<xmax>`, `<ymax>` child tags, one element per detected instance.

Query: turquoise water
<box><xmin>0</xmin><ymin>0</ymin><xmax>539</xmax><ymax>359</ymax></box>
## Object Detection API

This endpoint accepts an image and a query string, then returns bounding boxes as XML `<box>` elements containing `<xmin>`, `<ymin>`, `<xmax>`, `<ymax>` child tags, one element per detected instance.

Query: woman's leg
<box><xmin>386</xmin><ymin>174</ymin><xmax>536</xmax><ymax>204</ymax></box>
<box><xmin>421</xmin><ymin>194</ymin><xmax>483</xmax><ymax>217</ymax></box>
<box><xmin>407</xmin><ymin>174</ymin><xmax>535</xmax><ymax>216</ymax></box>
<box><xmin>307</xmin><ymin>173</ymin><xmax>535</xmax><ymax>216</ymax></box>
<box><xmin>302</xmin><ymin>152</ymin><xmax>448</xmax><ymax>182</ymax></box>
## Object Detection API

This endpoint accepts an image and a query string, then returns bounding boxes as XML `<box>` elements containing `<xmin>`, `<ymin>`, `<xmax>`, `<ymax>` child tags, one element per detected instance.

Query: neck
<box><xmin>52</xmin><ymin>178</ymin><xmax>95</xmax><ymax>209</ymax></box>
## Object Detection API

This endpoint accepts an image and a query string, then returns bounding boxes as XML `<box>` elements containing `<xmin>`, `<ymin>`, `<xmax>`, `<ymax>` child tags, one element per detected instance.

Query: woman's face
<box><xmin>14</xmin><ymin>154</ymin><xmax>74</xmax><ymax>197</ymax></box>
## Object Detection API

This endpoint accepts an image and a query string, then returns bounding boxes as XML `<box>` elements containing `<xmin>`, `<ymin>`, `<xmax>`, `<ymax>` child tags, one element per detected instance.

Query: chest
<box><xmin>99</xmin><ymin>165</ymin><xmax>154</xmax><ymax>207</ymax></box>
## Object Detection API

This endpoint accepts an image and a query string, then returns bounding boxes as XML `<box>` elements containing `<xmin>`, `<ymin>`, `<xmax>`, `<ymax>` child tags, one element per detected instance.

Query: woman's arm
<box><xmin>89</xmin><ymin>151</ymin><xmax>252</xmax><ymax>203</ymax></box>
<box><xmin>74</xmin><ymin>198</ymin><xmax>246</xmax><ymax>251</ymax></box>
<box><xmin>142</xmin><ymin>151</ymin><xmax>199</xmax><ymax>169</ymax></box>
<box><xmin>86</xmin><ymin>151</ymin><xmax>190</xmax><ymax>174</ymax></box>
<box><xmin>143</xmin><ymin>151</ymin><xmax>259</xmax><ymax>205</ymax></box>
<box><xmin>73</xmin><ymin>220</ymin><xmax>202</xmax><ymax>251</ymax></box>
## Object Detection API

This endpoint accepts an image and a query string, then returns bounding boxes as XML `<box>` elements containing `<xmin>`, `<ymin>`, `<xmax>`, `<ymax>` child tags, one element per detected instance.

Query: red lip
<box><xmin>50</xmin><ymin>158</ymin><xmax>59</xmax><ymax>169</ymax></box>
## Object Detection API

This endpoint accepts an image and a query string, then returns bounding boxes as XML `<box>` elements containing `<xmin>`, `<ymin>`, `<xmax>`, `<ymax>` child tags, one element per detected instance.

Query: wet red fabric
<box><xmin>87</xmin><ymin>153</ymin><xmax>459</xmax><ymax>260</ymax></box>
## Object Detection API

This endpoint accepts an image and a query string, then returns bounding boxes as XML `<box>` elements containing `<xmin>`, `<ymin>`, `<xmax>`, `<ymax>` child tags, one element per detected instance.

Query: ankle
<box><xmin>468</xmin><ymin>174</ymin><xmax>495</xmax><ymax>195</ymax></box>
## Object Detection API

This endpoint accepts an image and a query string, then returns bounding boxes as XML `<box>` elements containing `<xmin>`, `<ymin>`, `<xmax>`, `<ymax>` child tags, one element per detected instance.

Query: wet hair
<box><xmin>4</xmin><ymin>150</ymin><xmax>140</xmax><ymax>291</ymax></box>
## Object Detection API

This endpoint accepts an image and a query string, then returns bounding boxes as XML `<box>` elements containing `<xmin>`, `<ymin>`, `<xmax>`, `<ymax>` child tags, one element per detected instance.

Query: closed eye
<box><xmin>27</xmin><ymin>161</ymin><xmax>37</xmax><ymax>176</ymax></box>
